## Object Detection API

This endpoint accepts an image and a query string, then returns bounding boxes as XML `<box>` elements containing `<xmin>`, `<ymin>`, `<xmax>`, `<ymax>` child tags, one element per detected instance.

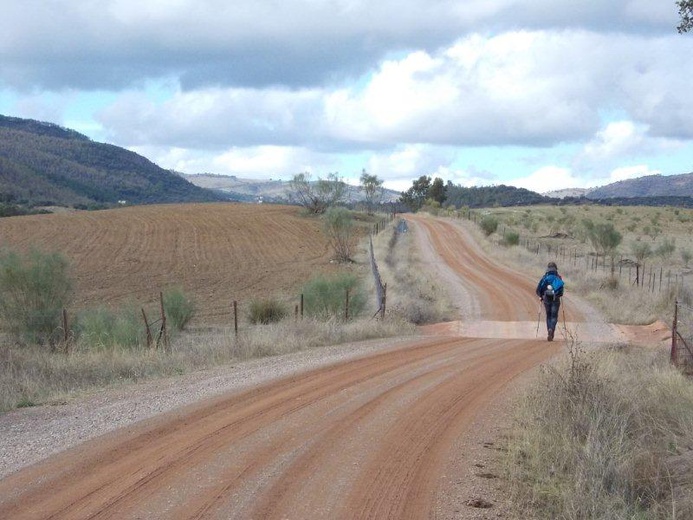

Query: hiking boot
<box><xmin>547</xmin><ymin>329</ymin><xmax>554</xmax><ymax>342</ymax></box>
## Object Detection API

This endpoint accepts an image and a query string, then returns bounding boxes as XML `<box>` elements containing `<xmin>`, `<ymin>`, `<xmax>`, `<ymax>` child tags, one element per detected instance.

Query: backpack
<box><xmin>541</xmin><ymin>273</ymin><xmax>564</xmax><ymax>301</ymax></box>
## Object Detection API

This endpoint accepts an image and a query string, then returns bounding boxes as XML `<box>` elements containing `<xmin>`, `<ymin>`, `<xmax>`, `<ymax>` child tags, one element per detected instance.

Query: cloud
<box><xmin>95</xmin><ymin>27</ymin><xmax>693</xmax><ymax>158</ymax></box>
<box><xmin>581</xmin><ymin>121</ymin><xmax>646</xmax><ymax>161</ymax></box>
<box><xmin>508</xmin><ymin>166</ymin><xmax>583</xmax><ymax>193</ymax></box>
<box><xmin>0</xmin><ymin>1</ymin><xmax>680</xmax><ymax>92</ymax></box>
<box><xmin>605</xmin><ymin>165</ymin><xmax>661</xmax><ymax>183</ymax></box>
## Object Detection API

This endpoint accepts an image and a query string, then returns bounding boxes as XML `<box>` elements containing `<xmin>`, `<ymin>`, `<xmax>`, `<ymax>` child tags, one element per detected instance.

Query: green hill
<box><xmin>0</xmin><ymin>115</ymin><xmax>223</xmax><ymax>209</ymax></box>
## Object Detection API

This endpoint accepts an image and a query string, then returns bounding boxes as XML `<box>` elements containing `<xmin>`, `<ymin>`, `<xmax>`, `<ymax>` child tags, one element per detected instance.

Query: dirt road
<box><xmin>0</xmin><ymin>216</ymin><xmax>599</xmax><ymax>519</ymax></box>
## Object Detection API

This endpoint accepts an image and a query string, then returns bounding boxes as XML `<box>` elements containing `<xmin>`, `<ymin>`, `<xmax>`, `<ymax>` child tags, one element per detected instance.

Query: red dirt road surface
<box><xmin>0</xmin><ymin>215</ymin><xmax>620</xmax><ymax>519</ymax></box>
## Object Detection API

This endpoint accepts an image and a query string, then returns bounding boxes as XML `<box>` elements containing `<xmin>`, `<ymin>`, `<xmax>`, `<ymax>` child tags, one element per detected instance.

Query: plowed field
<box><xmin>0</xmin><ymin>204</ymin><xmax>334</xmax><ymax>323</ymax></box>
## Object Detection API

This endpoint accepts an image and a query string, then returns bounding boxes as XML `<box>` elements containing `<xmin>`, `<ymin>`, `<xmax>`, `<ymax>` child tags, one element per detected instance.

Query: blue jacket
<box><xmin>536</xmin><ymin>269</ymin><xmax>564</xmax><ymax>298</ymax></box>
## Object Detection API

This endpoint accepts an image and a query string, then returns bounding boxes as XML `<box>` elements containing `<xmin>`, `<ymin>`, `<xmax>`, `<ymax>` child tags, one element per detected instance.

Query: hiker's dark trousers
<box><xmin>543</xmin><ymin>298</ymin><xmax>560</xmax><ymax>332</ymax></box>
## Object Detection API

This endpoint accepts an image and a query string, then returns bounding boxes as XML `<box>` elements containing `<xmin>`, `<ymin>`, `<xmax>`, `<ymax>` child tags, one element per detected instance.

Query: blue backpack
<box><xmin>541</xmin><ymin>273</ymin><xmax>564</xmax><ymax>301</ymax></box>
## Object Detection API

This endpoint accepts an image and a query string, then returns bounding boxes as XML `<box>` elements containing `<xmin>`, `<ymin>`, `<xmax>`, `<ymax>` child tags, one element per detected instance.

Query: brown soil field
<box><xmin>0</xmin><ymin>203</ymin><xmax>340</xmax><ymax>324</ymax></box>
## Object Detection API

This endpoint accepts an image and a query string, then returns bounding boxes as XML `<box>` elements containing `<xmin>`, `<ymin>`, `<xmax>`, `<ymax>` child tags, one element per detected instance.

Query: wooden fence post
<box><xmin>63</xmin><ymin>309</ymin><xmax>69</xmax><ymax>344</ymax></box>
<box><xmin>233</xmin><ymin>300</ymin><xmax>238</xmax><ymax>336</ymax></box>
<box><xmin>671</xmin><ymin>299</ymin><xmax>678</xmax><ymax>365</ymax></box>
<box><xmin>345</xmin><ymin>288</ymin><xmax>350</xmax><ymax>321</ymax></box>
<box><xmin>300</xmin><ymin>294</ymin><xmax>304</xmax><ymax>319</ymax></box>
<box><xmin>157</xmin><ymin>291</ymin><xmax>168</xmax><ymax>351</ymax></box>
<box><xmin>381</xmin><ymin>283</ymin><xmax>387</xmax><ymax>320</ymax></box>
<box><xmin>142</xmin><ymin>308</ymin><xmax>153</xmax><ymax>349</ymax></box>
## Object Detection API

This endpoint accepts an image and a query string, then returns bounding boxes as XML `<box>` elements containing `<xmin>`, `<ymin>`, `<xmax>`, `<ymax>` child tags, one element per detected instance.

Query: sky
<box><xmin>1</xmin><ymin>1</ymin><xmax>692</xmax><ymax>193</ymax></box>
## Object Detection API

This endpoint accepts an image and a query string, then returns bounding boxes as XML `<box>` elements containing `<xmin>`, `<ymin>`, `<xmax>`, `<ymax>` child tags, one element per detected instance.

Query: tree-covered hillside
<box><xmin>587</xmin><ymin>172</ymin><xmax>693</xmax><ymax>199</ymax></box>
<box><xmin>445</xmin><ymin>184</ymin><xmax>551</xmax><ymax>208</ymax></box>
<box><xmin>0</xmin><ymin>115</ymin><xmax>223</xmax><ymax>209</ymax></box>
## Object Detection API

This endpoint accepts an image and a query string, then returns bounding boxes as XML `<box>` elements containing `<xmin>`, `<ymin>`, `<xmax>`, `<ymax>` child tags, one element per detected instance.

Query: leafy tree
<box><xmin>359</xmin><ymin>169</ymin><xmax>384</xmax><ymax>215</ymax></box>
<box><xmin>630</xmin><ymin>241</ymin><xmax>652</xmax><ymax>266</ymax></box>
<box><xmin>678</xmin><ymin>0</ymin><xmax>693</xmax><ymax>32</ymax></box>
<box><xmin>587</xmin><ymin>222</ymin><xmax>622</xmax><ymax>257</ymax></box>
<box><xmin>399</xmin><ymin>175</ymin><xmax>431</xmax><ymax>211</ymax></box>
<box><xmin>586</xmin><ymin>222</ymin><xmax>622</xmax><ymax>274</ymax></box>
<box><xmin>428</xmin><ymin>177</ymin><xmax>447</xmax><ymax>205</ymax></box>
<box><xmin>288</xmin><ymin>172</ymin><xmax>347</xmax><ymax>214</ymax></box>
<box><xmin>323</xmin><ymin>207</ymin><xmax>355</xmax><ymax>262</ymax></box>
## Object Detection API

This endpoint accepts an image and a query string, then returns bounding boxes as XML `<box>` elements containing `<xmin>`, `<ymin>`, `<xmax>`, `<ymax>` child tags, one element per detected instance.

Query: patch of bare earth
<box><xmin>0</xmin><ymin>213</ymin><xmax>666</xmax><ymax>519</ymax></box>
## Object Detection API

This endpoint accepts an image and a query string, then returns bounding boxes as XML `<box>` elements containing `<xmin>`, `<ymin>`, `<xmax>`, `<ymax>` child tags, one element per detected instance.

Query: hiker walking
<box><xmin>536</xmin><ymin>261</ymin><xmax>564</xmax><ymax>341</ymax></box>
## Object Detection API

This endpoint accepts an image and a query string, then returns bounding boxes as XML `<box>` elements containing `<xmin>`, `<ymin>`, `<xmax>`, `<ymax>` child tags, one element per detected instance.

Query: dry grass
<box><xmin>369</xmin><ymin>219</ymin><xmax>455</xmax><ymax>324</ymax></box>
<box><xmin>0</xmin><ymin>315</ymin><xmax>415</xmax><ymax>412</ymax></box>
<box><xmin>505</xmin><ymin>340</ymin><xmax>693</xmax><ymax>519</ymax></box>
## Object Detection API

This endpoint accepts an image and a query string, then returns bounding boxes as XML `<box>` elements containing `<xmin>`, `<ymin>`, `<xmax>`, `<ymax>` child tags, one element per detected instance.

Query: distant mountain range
<box><xmin>2</xmin><ymin>114</ymin><xmax>693</xmax><ymax>211</ymax></box>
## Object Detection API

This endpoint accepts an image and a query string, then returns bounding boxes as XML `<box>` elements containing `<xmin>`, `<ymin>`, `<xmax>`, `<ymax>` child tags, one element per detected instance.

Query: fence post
<box><xmin>63</xmin><ymin>309</ymin><xmax>69</xmax><ymax>344</ymax></box>
<box><xmin>157</xmin><ymin>291</ymin><xmax>168</xmax><ymax>351</ymax></box>
<box><xmin>381</xmin><ymin>283</ymin><xmax>387</xmax><ymax>320</ymax></box>
<box><xmin>300</xmin><ymin>294</ymin><xmax>304</xmax><ymax>319</ymax></box>
<box><xmin>233</xmin><ymin>300</ymin><xmax>238</xmax><ymax>336</ymax></box>
<box><xmin>671</xmin><ymin>300</ymin><xmax>678</xmax><ymax>365</ymax></box>
<box><xmin>142</xmin><ymin>308</ymin><xmax>153</xmax><ymax>349</ymax></box>
<box><xmin>345</xmin><ymin>288</ymin><xmax>350</xmax><ymax>321</ymax></box>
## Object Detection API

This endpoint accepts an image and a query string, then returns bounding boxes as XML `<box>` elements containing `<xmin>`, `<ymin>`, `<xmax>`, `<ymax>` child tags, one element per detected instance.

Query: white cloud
<box><xmin>606</xmin><ymin>165</ymin><xmax>661</xmax><ymax>183</ymax></box>
<box><xmin>508</xmin><ymin>166</ymin><xmax>584</xmax><ymax>193</ymax></box>
<box><xmin>581</xmin><ymin>121</ymin><xmax>646</xmax><ymax>161</ymax></box>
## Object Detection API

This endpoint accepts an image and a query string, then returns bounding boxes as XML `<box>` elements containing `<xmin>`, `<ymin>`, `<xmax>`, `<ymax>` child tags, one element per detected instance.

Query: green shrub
<box><xmin>501</xmin><ymin>230</ymin><xmax>520</xmax><ymax>246</ymax></box>
<box><xmin>302</xmin><ymin>273</ymin><xmax>366</xmax><ymax>320</ymax></box>
<box><xmin>0</xmin><ymin>249</ymin><xmax>73</xmax><ymax>346</ymax></box>
<box><xmin>163</xmin><ymin>287</ymin><xmax>196</xmax><ymax>331</ymax></box>
<box><xmin>247</xmin><ymin>299</ymin><xmax>288</xmax><ymax>324</ymax></box>
<box><xmin>76</xmin><ymin>305</ymin><xmax>146</xmax><ymax>349</ymax></box>
<box><xmin>479</xmin><ymin>215</ymin><xmax>499</xmax><ymax>236</ymax></box>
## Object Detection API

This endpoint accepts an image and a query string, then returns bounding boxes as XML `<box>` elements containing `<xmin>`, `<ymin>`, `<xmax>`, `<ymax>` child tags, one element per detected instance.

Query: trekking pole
<box><xmin>536</xmin><ymin>300</ymin><xmax>543</xmax><ymax>338</ymax></box>
<box><xmin>560</xmin><ymin>297</ymin><xmax>568</xmax><ymax>338</ymax></box>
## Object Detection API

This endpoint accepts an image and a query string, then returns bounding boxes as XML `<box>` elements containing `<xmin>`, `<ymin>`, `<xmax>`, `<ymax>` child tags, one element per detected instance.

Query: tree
<box><xmin>399</xmin><ymin>175</ymin><xmax>431</xmax><ymax>211</ymax></box>
<box><xmin>287</xmin><ymin>172</ymin><xmax>347</xmax><ymax>214</ymax></box>
<box><xmin>587</xmin><ymin>222</ymin><xmax>622</xmax><ymax>274</ymax></box>
<box><xmin>630</xmin><ymin>241</ymin><xmax>652</xmax><ymax>265</ymax></box>
<box><xmin>323</xmin><ymin>207</ymin><xmax>355</xmax><ymax>262</ymax></box>
<box><xmin>678</xmin><ymin>0</ymin><xmax>693</xmax><ymax>32</ymax></box>
<box><xmin>359</xmin><ymin>169</ymin><xmax>384</xmax><ymax>215</ymax></box>
<box><xmin>428</xmin><ymin>177</ymin><xmax>447</xmax><ymax>205</ymax></box>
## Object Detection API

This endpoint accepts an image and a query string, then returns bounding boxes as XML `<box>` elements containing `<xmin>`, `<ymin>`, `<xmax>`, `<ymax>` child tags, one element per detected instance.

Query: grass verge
<box><xmin>505</xmin><ymin>339</ymin><xmax>693</xmax><ymax>519</ymax></box>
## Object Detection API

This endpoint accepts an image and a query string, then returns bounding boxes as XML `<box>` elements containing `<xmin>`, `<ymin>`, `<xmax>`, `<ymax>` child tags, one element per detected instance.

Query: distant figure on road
<box><xmin>536</xmin><ymin>261</ymin><xmax>564</xmax><ymax>341</ymax></box>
